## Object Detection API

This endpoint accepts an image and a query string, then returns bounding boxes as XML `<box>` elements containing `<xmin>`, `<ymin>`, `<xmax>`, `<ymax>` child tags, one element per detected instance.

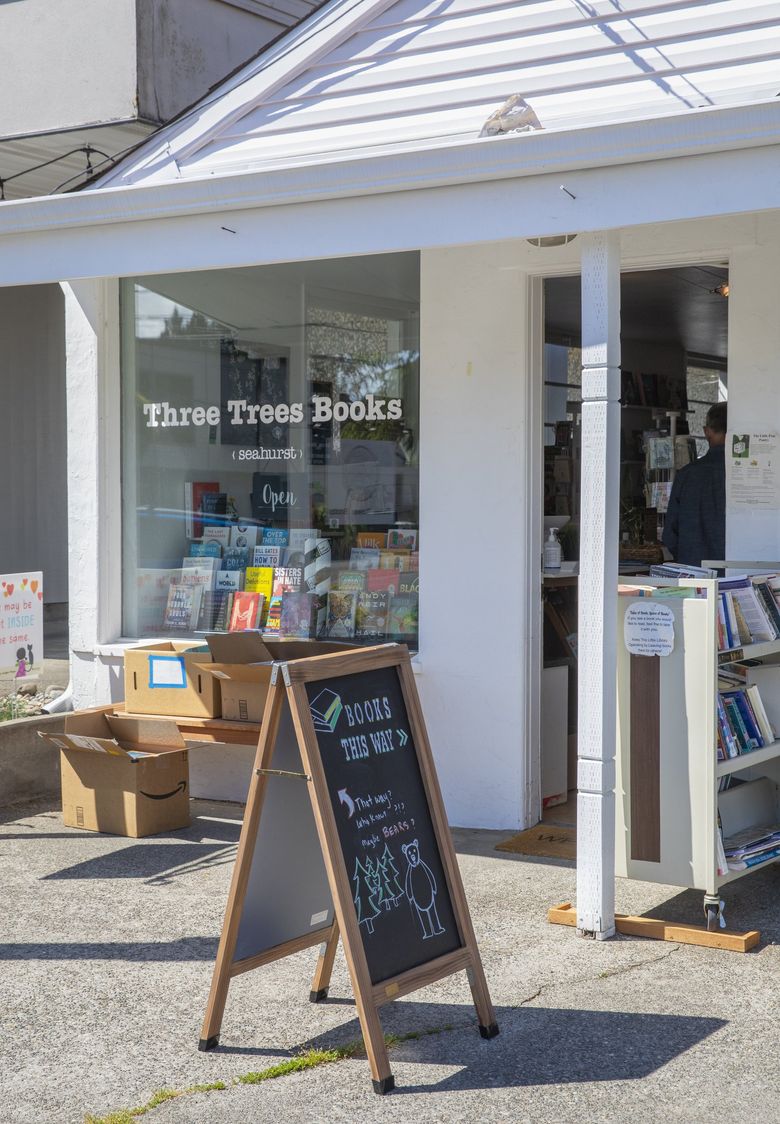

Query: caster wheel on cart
<box><xmin>705</xmin><ymin>905</ymin><xmax>720</xmax><ymax>932</ymax></box>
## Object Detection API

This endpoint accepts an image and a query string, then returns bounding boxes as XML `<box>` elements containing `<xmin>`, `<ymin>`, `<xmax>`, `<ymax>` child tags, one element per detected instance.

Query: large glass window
<box><xmin>121</xmin><ymin>253</ymin><xmax>420</xmax><ymax>647</ymax></box>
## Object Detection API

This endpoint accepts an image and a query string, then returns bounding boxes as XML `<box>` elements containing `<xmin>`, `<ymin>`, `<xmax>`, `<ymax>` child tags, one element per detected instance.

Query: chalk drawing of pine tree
<box><xmin>381</xmin><ymin>843</ymin><xmax>405</xmax><ymax>904</ymax></box>
<box><xmin>352</xmin><ymin>856</ymin><xmax>380</xmax><ymax>933</ymax></box>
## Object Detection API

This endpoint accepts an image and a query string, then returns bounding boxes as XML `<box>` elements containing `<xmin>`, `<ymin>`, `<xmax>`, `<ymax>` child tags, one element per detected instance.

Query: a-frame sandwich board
<box><xmin>200</xmin><ymin>644</ymin><xmax>497</xmax><ymax>1093</ymax></box>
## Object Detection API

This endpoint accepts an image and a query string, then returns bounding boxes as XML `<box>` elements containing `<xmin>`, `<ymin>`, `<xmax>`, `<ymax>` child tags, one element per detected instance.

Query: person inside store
<box><xmin>662</xmin><ymin>402</ymin><xmax>726</xmax><ymax>567</ymax></box>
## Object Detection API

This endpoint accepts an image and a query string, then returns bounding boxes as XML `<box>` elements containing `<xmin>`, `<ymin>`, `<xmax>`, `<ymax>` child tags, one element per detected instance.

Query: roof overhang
<box><xmin>1</xmin><ymin>99</ymin><xmax>779</xmax><ymax>286</ymax></box>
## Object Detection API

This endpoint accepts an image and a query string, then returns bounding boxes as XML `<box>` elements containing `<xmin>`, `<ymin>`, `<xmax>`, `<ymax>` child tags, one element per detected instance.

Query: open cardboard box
<box><xmin>124</xmin><ymin>640</ymin><xmax>218</xmax><ymax>718</ymax></box>
<box><xmin>39</xmin><ymin>711</ymin><xmax>193</xmax><ymax>837</ymax></box>
<box><xmin>203</xmin><ymin>634</ymin><xmax>361</xmax><ymax>723</ymax></box>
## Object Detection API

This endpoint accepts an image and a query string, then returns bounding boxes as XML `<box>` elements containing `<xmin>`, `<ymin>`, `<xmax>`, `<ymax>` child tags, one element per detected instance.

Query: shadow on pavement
<box><xmin>295</xmin><ymin>1001</ymin><xmax>726</xmax><ymax>1091</ymax></box>
<box><xmin>0</xmin><ymin>936</ymin><xmax>218</xmax><ymax>961</ymax></box>
<box><xmin>41</xmin><ymin>842</ymin><xmax>237</xmax><ymax>882</ymax></box>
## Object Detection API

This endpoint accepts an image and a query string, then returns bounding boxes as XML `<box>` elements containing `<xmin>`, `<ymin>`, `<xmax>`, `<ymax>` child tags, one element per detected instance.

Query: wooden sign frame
<box><xmin>200</xmin><ymin>644</ymin><xmax>497</xmax><ymax>1094</ymax></box>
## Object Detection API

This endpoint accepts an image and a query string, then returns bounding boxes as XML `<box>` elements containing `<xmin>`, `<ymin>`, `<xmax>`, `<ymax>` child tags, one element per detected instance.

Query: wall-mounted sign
<box><xmin>624</xmin><ymin>602</ymin><xmax>675</xmax><ymax>657</ymax></box>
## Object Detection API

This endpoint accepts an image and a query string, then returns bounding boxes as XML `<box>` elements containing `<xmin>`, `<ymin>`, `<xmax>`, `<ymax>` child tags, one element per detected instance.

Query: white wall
<box><xmin>0</xmin><ymin>0</ymin><xmax>137</xmax><ymax>137</ymax></box>
<box><xmin>420</xmin><ymin>245</ymin><xmax>534</xmax><ymax>830</ymax></box>
<box><xmin>0</xmin><ymin>285</ymin><xmax>68</xmax><ymax>602</ymax></box>
<box><xmin>726</xmin><ymin>217</ymin><xmax>780</xmax><ymax>560</ymax></box>
<box><xmin>136</xmin><ymin>0</ymin><xmax>307</xmax><ymax>124</ymax></box>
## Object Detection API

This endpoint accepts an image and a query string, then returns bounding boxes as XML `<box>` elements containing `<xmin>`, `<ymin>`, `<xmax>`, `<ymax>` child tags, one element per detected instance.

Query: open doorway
<box><xmin>538</xmin><ymin>264</ymin><xmax>729</xmax><ymax>826</ymax></box>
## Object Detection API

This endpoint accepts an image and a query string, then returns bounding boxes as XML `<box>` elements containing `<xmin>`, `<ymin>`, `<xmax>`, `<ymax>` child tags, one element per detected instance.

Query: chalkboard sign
<box><xmin>202</xmin><ymin>645</ymin><xmax>496</xmax><ymax>1095</ymax></box>
<box><xmin>304</xmin><ymin>665</ymin><xmax>460</xmax><ymax>983</ymax></box>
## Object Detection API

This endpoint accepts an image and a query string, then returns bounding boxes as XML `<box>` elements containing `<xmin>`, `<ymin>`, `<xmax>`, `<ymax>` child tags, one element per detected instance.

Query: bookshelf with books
<box><xmin>616</xmin><ymin>569</ymin><xmax>780</xmax><ymax>929</ymax></box>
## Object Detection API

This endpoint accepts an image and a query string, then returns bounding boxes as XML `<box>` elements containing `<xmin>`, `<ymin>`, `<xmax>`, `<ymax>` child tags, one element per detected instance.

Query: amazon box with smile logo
<box><xmin>39</xmin><ymin>712</ymin><xmax>191</xmax><ymax>837</ymax></box>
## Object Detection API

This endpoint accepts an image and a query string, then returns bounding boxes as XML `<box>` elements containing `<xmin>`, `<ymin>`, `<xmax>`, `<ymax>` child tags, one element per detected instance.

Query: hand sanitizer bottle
<box><xmin>544</xmin><ymin>527</ymin><xmax>562</xmax><ymax>572</ymax></box>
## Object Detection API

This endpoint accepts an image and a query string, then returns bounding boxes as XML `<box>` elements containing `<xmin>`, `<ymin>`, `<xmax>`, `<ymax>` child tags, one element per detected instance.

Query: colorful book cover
<box><xmin>262</xmin><ymin>528</ymin><xmax>290</xmax><ymax>547</ymax></box>
<box><xmin>222</xmin><ymin>547</ymin><xmax>250</xmax><ymax>571</ymax></box>
<box><xmin>356</xmin><ymin>531</ymin><xmax>385</xmax><ymax>550</ymax></box>
<box><xmin>252</xmin><ymin>546</ymin><xmax>282</xmax><ymax>568</ymax></box>
<box><xmin>386</xmin><ymin>528</ymin><xmax>418</xmax><ymax>550</ymax></box>
<box><xmin>338</xmin><ymin>569</ymin><xmax>367</xmax><ymax>593</ymax></box>
<box><xmin>163</xmin><ymin>582</ymin><xmax>203</xmax><ymax>632</ymax></box>
<box><xmin>214</xmin><ymin>569</ymin><xmax>243</xmax><ymax>593</ymax></box>
<box><xmin>263</xmin><ymin>595</ymin><xmax>283</xmax><ymax>634</ymax></box>
<box><xmin>323</xmin><ymin>591</ymin><xmax>357</xmax><ymax>638</ymax></box>
<box><xmin>379</xmin><ymin>548</ymin><xmax>410</xmax><ymax>570</ymax></box>
<box><xmin>229</xmin><ymin>591</ymin><xmax>264</xmax><ymax>632</ymax></box>
<box><xmin>185</xmin><ymin>481</ymin><xmax>219</xmax><ymax>539</ymax></box>
<box><xmin>273</xmin><ymin>566</ymin><xmax>303</xmax><ymax>595</ymax></box>
<box><xmin>386</xmin><ymin>594</ymin><xmax>418</xmax><ymax>639</ymax></box>
<box><xmin>280</xmin><ymin>591</ymin><xmax>317</xmax><ymax>639</ymax></box>
<box><xmin>398</xmin><ymin>571</ymin><xmax>419</xmax><ymax>595</ymax></box>
<box><xmin>230</xmin><ymin>524</ymin><xmax>261</xmax><ymax>551</ymax></box>
<box><xmin>188</xmin><ymin>539</ymin><xmax>222</xmax><ymax>559</ymax></box>
<box><xmin>244</xmin><ymin>566</ymin><xmax>275</xmax><ymax>601</ymax></box>
<box><xmin>355</xmin><ymin>590</ymin><xmax>389</xmax><ymax>639</ymax></box>
<box><xmin>366</xmin><ymin>568</ymin><xmax>400</xmax><ymax>595</ymax></box>
<box><xmin>349</xmin><ymin>547</ymin><xmax>381</xmax><ymax>571</ymax></box>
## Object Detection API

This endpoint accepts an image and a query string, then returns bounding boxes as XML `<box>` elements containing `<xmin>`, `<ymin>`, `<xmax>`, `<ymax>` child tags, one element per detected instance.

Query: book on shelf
<box><xmin>253</xmin><ymin>545</ymin><xmax>283</xmax><ymax>568</ymax></box>
<box><xmin>181</xmin><ymin>556</ymin><xmax>219</xmax><ymax>578</ymax></box>
<box><xmin>722</xmin><ymin>689</ymin><xmax>764</xmax><ymax>749</ymax></box>
<box><xmin>245</xmin><ymin>566</ymin><xmax>275</xmax><ymax>600</ymax></box>
<box><xmin>214</xmin><ymin>569</ymin><xmax>243</xmax><ymax>594</ymax></box>
<box><xmin>355</xmin><ymin>590</ymin><xmax>389</xmax><ymax>640</ymax></box>
<box><xmin>223</xmin><ymin>547</ymin><xmax>250</xmax><ymax>571</ymax></box>
<box><xmin>323</xmin><ymin>591</ymin><xmax>357</xmax><ymax>638</ymax></box>
<box><xmin>279</xmin><ymin>591</ymin><xmax>317</xmax><ymax>638</ymax></box>
<box><xmin>229</xmin><ymin>524</ymin><xmax>260</xmax><ymax>550</ymax></box>
<box><xmin>379</xmin><ymin>548</ymin><xmax>410</xmax><ymax>570</ymax></box>
<box><xmin>337</xmin><ymin>569</ymin><xmax>367</xmax><ymax>593</ymax></box>
<box><xmin>288</xmin><ymin>528</ymin><xmax>318</xmax><ymax>552</ymax></box>
<box><xmin>213</xmin><ymin>590</ymin><xmax>234</xmax><ymax>632</ymax></box>
<box><xmin>163</xmin><ymin>582</ymin><xmax>203</xmax><ymax>632</ymax></box>
<box><xmin>262</xmin><ymin>528</ymin><xmax>290</xmax><ymax>547</ymax></box>
<box><xmin>645</xmin><ymin>435</ymin><xmax>673</xmax><ymax>470</ymax></box>
<box><xmin>366</xmin><ymin>568</ymin><xmax>400</xmax><ymax>595</ymax></box>
<box><xmin>200</xmin><ymin>492</ymin><xmax>228</xmax><ymax>527</ymax></box>
<box><xmin>229</xmin><ymin>591</ymin><xmax>264</xmax><ymax>632</ymax></box>
<box><xmin>385</xmin><ymin>594</ymin><xmax>418</xmax><ymax>639</ymax></box>
<box><xmin>203</xmin><ymin>525</ymin><xmax>231</xmax><ymax>550</ymax></box>
<box><xmin>386</xmin><ymin>528</ymin><xmax>418</xmax><ymax>550</ymax></box>
<box><xmin>398</xmin><ymin>571</ymin><xmax>419</xmax><ymax>595</ymax></box>
<box><xmin>273</xmin><ymin>566</ymin><xmax>303</xmax><ymax>594</ymax></box>
<box><xmin>356</xmin><ymin>531</ymin><xmax>385</xmax><ymax>550</ymax></box>
<box><xmin>188</xmin><ymin>539</ymin><xmax>222</xmax><ymax>559</ymax></box>
<box><xmin>349</xmin><ymin>547</ymin><xmax>381</xmax><ymax>571</ymax></box>
<box><xmin>264</xmin><ymin>595</ymin><xmax>283</xmax><ymax>634</ymax></box>
<box><xmin>184</xmin><ymin>481</ymin><xmax>219</xmax><ymax>539</ymax></box>
<box><xmin>649</xmin><ymin>562</ymin><xmax>717</xmax><ymax>579</ymax></box>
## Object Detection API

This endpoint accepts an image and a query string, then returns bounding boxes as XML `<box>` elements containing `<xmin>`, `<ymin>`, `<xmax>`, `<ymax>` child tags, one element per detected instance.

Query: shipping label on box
<box><xmin>124</xmin><ymin>641</ymin><xmax>218</xmax><ymax>717</ymax></box>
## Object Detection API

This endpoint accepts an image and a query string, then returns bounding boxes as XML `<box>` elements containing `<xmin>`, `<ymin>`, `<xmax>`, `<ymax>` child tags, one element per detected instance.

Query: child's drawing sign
<box><xmin>624</xmin><ymin>602</ymin><xmax>675</xmax><ymax>657</ymax></box>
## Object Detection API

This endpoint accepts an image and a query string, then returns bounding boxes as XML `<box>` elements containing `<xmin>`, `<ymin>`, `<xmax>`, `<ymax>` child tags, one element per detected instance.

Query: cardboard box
<box><xmin>124</xmin><ymin>640</ymin><xmax>218</xmax><ymax>718</ymax></box>
<box><xmin>39</xmin><ymin>712</ymin><xmax>191</xmax><ymax>837</ymax></box>
<box><xmin>206</xmin><ymin>663</ymin><xmax>273</xmax><ymax>722</ymax></box>
<box><xmin>202</xmin><ymin>634</ymin><xmax>360</xmax><ymax>722</ymax></box>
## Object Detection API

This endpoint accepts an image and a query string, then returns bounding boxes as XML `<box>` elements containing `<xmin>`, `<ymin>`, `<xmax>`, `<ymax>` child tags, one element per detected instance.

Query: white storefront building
<box><xmin>3</xmin><ymin>0</ymin><xmax>780</xmax><ymax>935</ymax></box>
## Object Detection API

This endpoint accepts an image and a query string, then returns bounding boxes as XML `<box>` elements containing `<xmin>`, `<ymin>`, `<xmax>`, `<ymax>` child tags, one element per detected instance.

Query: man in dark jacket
<box><xmin>662</xmin><ymin>402</ymin><xmax>726</xmax><ymax>567</ymax></box>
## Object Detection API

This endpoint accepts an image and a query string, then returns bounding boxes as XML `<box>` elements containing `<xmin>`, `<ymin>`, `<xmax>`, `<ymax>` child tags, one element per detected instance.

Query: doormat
<box><xmin>495</xmin><ymin>825</ymin><xmax>576</xmax><ymax>860</ymax></box>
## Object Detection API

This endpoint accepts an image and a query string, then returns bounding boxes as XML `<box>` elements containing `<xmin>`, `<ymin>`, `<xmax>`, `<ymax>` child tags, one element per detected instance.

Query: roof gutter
<box><xmin>1</xmin><ymin>99</ymin><xmax>779</xmax><ymax>238</ymax></box>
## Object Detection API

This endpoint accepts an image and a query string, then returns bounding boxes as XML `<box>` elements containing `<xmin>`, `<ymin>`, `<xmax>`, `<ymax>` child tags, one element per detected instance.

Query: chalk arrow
<box><xmin>338</xmin><ymin>788</ymin><xmax>355</xmax><ymax>818</ymax></box>
<box><xmin>397</xmin><ymin>729</ymin><xmax>408</xmax><ymax>747</ymax></box>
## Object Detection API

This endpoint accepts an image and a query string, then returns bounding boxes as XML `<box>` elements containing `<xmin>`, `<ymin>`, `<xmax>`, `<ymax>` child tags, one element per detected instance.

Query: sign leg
<box><xmin>354</xmin><ymin>996</ymin><xmax>394</xmax><ymax>1095</ymax></box>
<box><xmin>466</xmin><ymin>959</ymin><xmax>499</xmax><ymax>1039</ymax></box>
<box><xmin>309</xmin><ymin>920</ymin><xmax>339</xmax><ymax>1002</ymax></box>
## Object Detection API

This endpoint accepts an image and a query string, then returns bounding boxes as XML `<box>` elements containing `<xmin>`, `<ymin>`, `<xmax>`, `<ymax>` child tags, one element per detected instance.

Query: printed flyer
<box><xmin>0</xmin><ymin>572</ymin><xmax>44</xmax><ymax>677</ymax></box>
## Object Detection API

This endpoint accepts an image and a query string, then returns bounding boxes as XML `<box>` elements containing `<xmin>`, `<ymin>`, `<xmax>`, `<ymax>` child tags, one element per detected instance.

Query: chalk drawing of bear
<box><xmin>401</xmin><ymin>839</ymin><xmax>445</xmax><ymax>940</ymax></box>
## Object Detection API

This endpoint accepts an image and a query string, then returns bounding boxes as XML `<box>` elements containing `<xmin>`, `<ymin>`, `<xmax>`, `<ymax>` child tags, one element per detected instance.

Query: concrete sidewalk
<box><xmin>2</xmin><ymin>798</ymin><xmax>780</xmax><ymax>1124</ymax></box>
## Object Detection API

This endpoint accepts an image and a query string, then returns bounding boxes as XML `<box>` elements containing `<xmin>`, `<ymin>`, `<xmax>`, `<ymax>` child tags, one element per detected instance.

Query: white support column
<box><xmin>576</xmin><ymin>231</ymin><xmax>621</xmax><ymax>939</ymax></box>
<box><xmin>62</xmin><ymin>279</ymin><xmax>122</xmax><ymax>707</ymax></box>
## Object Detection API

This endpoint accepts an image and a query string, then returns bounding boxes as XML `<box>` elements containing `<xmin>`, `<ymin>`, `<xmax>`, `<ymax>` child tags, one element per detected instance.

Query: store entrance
<box><xmin>538</xmin><ymin>264</ymin><xmax>729</xmax><ymax>824</ymax></box>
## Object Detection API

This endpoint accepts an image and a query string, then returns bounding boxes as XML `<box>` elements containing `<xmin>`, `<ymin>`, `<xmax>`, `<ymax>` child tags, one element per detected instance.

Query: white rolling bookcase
<box><xmin>615</xmin><ymin>575</ymin><xmax>780</xmax><ymax>929</ymax></box>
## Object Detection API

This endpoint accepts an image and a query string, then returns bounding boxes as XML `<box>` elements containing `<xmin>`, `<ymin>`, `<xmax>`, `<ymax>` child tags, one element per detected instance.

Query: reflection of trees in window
<box><xmin>307</xmin><ymin>306</ymin><xmax>419</xmax><ymax>463</ymax></box>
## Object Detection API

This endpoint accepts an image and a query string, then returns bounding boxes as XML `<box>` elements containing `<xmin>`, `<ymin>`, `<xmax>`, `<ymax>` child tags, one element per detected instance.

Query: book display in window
<box><xmin>279</xmin><ymin>591</ymin><xmax>318</xmax><ymax>639</ymax></box>
<box><xmin>229</xmin><ymin>592</ymin><xmax>264</xmax><ymax>632</ymax></box>
<box><xmin>164</xmin><ymin>583</ymin><xmax>204</xmax><ymax>632</ymax></box>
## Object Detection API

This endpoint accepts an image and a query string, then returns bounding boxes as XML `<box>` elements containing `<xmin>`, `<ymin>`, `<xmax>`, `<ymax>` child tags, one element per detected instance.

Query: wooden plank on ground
<box><xmin>547</xmin><ymin>902</ymin><xmax>760</xmax><ymax>953</ymax></box>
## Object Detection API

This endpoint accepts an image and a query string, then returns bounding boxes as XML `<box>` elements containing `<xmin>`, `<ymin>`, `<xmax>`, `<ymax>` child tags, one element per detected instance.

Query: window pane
<box><xmin>121</xmin><ymin>254</ymin><xmax>420</xmax><ymax>648</ymax></box>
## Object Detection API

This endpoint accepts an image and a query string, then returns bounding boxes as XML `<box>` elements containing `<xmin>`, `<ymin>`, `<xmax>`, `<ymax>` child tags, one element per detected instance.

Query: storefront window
<box><xmin>121</xmin><ymin>253</ymin><xmax>420</xmax><ymax>647</ymax></box>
